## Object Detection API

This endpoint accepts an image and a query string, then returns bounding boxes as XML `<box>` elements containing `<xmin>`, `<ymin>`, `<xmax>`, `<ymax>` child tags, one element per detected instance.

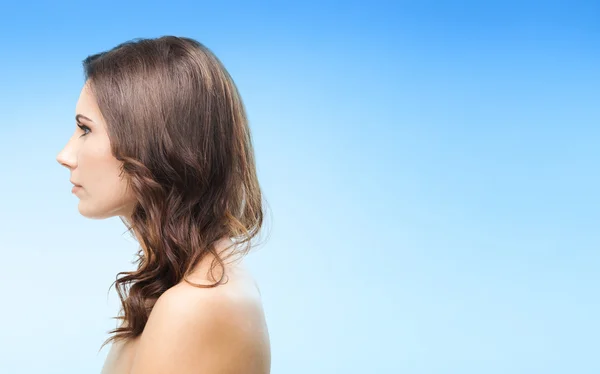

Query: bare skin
<box><xmin>57</xmin><ymin>82</ymin><xmax>271</xmax><ymax>373</ymax></box>
<box><xmin>100</xmin><ymin>245</ymin><xmax>271</xmax><ymax>374</ymax></box>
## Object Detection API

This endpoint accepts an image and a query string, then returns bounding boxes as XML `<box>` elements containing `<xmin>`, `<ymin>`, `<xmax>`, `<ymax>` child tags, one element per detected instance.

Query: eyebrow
<box><xmin>75</xmin><ymin>114</ymin><xmax>95</xmax><ymax>124</ymax></box>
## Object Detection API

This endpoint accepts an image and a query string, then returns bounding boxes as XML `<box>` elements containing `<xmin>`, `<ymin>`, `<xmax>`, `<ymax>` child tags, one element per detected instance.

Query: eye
<box><xmin>77</xmin><ymin>123</ymin><xmax>91</xmax><ymax>137</ymax></box>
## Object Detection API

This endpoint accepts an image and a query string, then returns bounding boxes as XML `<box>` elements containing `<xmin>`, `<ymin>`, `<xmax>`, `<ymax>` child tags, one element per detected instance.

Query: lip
<box><xmin>70</xmin><ymin>180</ymin><xmax>82</xmax><ymax>194</ymax></box>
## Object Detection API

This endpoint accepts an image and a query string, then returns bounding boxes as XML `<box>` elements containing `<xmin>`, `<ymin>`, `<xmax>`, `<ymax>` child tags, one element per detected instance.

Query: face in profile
<box><xmin>56</xmin><ymin>81</ymin><xmax>136</xmax><ymax>219</ymax></box>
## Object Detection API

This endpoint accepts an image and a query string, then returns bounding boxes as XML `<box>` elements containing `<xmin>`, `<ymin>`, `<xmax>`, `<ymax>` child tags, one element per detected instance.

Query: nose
<box><xmin>56</xmin><ymin>143</ymin><xmax>77</xmax><ymax>170</ymax></box>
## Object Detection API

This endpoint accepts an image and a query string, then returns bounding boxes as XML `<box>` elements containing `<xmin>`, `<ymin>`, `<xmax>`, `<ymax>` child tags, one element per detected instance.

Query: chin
<box><xmin>78</xmin><ymin>200</ymin><xmax>136</xmax><ymax>220</ymax></box>
<box><xmin>78</xmin><ymin>203</ymin><xmax>113</xmax><ymax>220</ymax></box>
<box><xmin>78</xmin><ymin>208</ymin><xmax>109</xmax><ymax>220</ymax></box>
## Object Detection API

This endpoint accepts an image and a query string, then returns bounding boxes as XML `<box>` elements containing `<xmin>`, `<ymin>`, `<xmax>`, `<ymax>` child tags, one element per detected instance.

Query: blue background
<box><xmin>0</xmin><ymin>1</ymin><xmax>598</xmax><ymax>373</ymax></box>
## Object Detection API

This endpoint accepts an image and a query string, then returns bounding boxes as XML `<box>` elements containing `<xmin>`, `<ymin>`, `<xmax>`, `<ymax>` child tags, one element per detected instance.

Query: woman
<box><xmin>56</xmin><ymin>36</ymin><xmax>271</xmax><ymax>374</ymax></box>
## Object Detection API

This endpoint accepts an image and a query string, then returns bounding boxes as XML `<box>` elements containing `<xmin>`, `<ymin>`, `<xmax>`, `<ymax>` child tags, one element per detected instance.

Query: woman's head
<box><xmin>57</xmin><ymin>36</ymin><xmax>265</xmax><ymax>348</ymax></box>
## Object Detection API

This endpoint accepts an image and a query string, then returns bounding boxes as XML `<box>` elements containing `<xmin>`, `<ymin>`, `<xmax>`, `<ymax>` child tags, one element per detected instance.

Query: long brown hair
<box><xmin>81</xmin><ymin>36</ymin><xmax>266</xmax><ymax>350</ymax></box>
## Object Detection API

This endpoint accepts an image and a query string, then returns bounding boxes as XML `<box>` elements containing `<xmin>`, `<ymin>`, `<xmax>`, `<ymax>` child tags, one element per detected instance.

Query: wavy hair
<box><xmin>80</xmin><ymin>36</ymin><xmax>267</xmax><ymax>351</ymax></box>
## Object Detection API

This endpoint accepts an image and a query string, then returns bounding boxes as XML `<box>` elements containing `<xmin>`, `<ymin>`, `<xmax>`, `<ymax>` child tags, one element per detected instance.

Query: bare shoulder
<box><xmin>129</xmin><ymin>265</ymin><xmax>271</xmax><ymax>374</ymax></box>
<box><xmin>166</xmin><ymin>264</ymin><xmax>265</xmax><ymax>313</ymax></box>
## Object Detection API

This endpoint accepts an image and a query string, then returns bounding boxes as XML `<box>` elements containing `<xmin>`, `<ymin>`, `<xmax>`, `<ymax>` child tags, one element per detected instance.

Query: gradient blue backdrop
<box><xmin>0</xmin><ymin>1</ymin><xmax>598</xmax><ymax>373</ymax></box>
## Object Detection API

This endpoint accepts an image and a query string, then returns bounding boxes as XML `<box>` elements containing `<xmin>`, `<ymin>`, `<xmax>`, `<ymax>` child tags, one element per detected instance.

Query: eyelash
<box><xmin>77</xmin><ymin>123</ymin><xmax>91</xmax><ymax>137</ymax></box>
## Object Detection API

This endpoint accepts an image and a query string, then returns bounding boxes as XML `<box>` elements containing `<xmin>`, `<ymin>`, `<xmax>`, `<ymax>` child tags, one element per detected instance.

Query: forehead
<box><xmin>76</xmin><ymin>82</ymin><xmax>95</xmax><ymax>108</ymax></box>
<box><xmin>75</xmin><ymin>82</ymin><xmax>102</xmax><ymax>121</ymax></box>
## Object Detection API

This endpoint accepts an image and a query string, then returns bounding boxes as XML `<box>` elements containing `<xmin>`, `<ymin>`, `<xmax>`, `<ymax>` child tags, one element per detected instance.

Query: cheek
<box><xmin>80</xmin><ymin>143</ymin><xmax>127</xmax><ymax>194</ymax></box>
